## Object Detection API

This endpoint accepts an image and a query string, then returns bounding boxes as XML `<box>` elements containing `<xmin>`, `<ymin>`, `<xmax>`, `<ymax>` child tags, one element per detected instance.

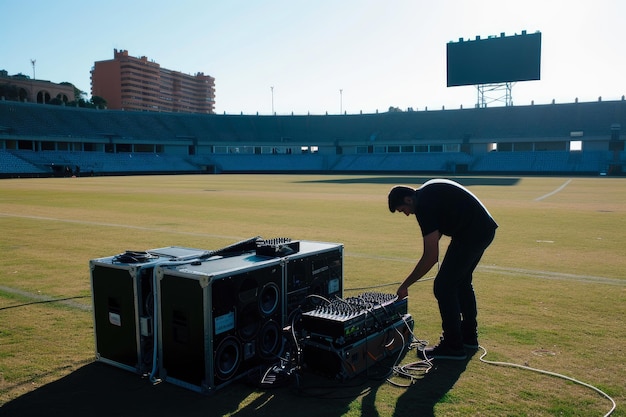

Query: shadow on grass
<box><xmin>296</xmin><ymin>177</ymin><xmax>520</xmax><ymax>186</ymax></box>
<box><xmin>1</xmin><ymin>351</ymin><xmax>476</xmax><ymax>417</ymax></box>
<box><xmin>0</xmin><ymin>361</ymin><xmax>391</xmax><ymax>417</ymax></box>
<box><xmin>393</xmin><ymin>349</ymin><xmax>477</xmax><ymax>417</ymax></box>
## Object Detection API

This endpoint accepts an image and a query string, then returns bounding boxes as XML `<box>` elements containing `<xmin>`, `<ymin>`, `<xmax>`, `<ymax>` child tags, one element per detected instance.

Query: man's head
<box><xmin>388</xmin><ymin>185</ymin><xmax>416</xmax><ymax>215</ymax></box>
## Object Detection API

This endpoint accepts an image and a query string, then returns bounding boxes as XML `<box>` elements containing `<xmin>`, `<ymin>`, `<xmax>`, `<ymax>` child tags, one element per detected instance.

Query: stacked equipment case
<box><xmin>156</xmin><ymin>252</ymin><xmax>285</xmax><ymax>393</ymax></box>
<box><xmin>90</xmin><ymin>238</ymin><xmax>345</xmax><ymax>393</ymax></box>
<box><xmin>300</xmin><ymin>292</ymin><xmax>413</xmax><ymax>380</ymax></box>
<box><xmin>90</xmin><ymin>246</ymin><xmax>209</xmax><ymax>374</ymax></box>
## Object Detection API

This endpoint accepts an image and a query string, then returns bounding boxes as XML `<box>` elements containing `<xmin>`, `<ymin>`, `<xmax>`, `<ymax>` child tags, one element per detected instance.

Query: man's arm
<box><xmin>397</xmin><ymin>230</ymin><xmax>440</xmax><ymax>299</ymax></box>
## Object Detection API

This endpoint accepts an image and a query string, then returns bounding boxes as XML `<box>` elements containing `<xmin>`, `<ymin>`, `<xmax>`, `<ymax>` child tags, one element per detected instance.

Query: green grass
<box><xmin>0</xmin><ymin>174</ymin><xmax>624</xmax><ymax>416</ymax></box>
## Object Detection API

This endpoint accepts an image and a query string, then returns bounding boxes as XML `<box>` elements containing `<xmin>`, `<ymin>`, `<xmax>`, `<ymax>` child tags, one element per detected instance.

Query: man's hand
<box><xmin>397</xmin><ymin>284</ymin><xmax>409</xmax><ymax>300</ymax></box>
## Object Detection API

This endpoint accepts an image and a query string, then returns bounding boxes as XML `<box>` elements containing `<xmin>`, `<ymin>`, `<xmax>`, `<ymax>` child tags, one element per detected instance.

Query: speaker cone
<box><xmin>214</xmin><ymin>336</ymin><xmax>240</xmax><ymax>380</ymax></box>
<box><xmin>258</xmin><ymin>320</ymin><xmax>281</xmax><ymax>359</ymax></box>
<box><xmin>259</xmin><ymin>282</ymin><xmax>279</xmax><ymax>316</ymax></box>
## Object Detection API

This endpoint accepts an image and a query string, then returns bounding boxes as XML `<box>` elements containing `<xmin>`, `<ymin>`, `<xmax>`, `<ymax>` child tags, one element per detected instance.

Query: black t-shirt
<box><xmin>414</xmin><ymin>179</ymin><xmax>498</xmax><ymax>238</ymax></box>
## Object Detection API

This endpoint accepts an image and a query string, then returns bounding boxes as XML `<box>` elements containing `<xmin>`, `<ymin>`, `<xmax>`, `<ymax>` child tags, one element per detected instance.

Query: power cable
<box><xmin>348</xmin><ymin>278</ymin><xmax>617</xmax><ymax>415</ymax></box>
<box><xmin>478</xmin><ymin>346</ymin><xmax>616</xmax><ymax>417</ymax></box>
<box><xmin>0</xmin><ymin>295</ymin><xmax>90</xmax><ymax>311</ymax></box>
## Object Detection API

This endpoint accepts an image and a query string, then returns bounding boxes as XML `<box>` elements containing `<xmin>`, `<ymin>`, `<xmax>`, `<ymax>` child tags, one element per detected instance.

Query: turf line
<box><xmin>534</xmin><ymin>179</ymin><xmax>572</xmax><ymax>201</ymax></box>
<box><xmin>0</xmin><ymin>213</ymin><xmax>242</xmax><ymax>240</ymax></box>
<box><xmin>479</xmin><ymin>264</ymin><xmax>625</xmax><ymax>286</ymax></box>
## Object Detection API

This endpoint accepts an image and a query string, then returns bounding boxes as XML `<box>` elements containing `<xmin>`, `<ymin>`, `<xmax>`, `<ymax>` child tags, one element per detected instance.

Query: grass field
<box><xmin>0</xmin><ymin>174</ymin><xmax>624</xmax><ymax>417</ymax></box>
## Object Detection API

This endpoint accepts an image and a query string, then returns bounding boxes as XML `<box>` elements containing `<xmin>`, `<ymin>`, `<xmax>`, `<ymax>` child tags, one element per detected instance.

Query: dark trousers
<box><xmin>433</xmin><ymin>227</ymin><xmax>496</xmax><ymax>348</ymax></box>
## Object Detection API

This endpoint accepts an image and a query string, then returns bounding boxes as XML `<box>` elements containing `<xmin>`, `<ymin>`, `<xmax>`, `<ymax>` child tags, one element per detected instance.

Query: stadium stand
<box><xmin>329</xmin><ymin>153</ymin><xmax>475</xmax><ymax>173</ymax></box>
<box><xmin>1</xmin><ymin>98</ymin><xmax>625</xmax><ymax>177</ymax></box>
<box><xmin>470</xmin><ymin>150</ymin><xmax>612</xmax><ymax>174</ymax></box>
<box><xmin>0</xmin><ymin>150</ymin><xmax>47</xmax><ymax>174</ymax></box>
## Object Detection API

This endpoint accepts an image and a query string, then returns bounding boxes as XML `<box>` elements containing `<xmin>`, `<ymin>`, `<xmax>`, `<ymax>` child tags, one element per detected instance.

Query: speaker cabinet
<box><xmin>90</xmin><ymin>246</ymin><xmax>207</xmax><ymax>374</ymax></box>
<box><xmin>282</xmin><ymin>241</ymin><xmax>343</xmax><ymax>322</ymax></box>
<box><xmin>156</xmin><ymin>253</ymin><xmax>284</xmax><ymax>393</ymax></box>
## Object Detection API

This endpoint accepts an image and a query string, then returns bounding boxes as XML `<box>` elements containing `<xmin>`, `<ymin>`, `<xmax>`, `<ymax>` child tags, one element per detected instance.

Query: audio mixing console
<box><xmin>300</xmin><ymin>292</ymin><xmax>408</xmax><ymax>345</ymax></box>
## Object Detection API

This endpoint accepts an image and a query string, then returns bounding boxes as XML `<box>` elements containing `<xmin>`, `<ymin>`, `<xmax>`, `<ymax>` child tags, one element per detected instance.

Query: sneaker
<box><xmin>418</xmin><ymin>343</ymin><xmax>467</xmax><ymax>360</ymax></box>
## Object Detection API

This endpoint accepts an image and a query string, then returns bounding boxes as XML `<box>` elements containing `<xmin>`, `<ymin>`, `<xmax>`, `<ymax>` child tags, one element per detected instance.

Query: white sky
<box><xmin>2</xmin><ymin>0</ymin><xmax>625</xmax><ymax>115</ymax></box>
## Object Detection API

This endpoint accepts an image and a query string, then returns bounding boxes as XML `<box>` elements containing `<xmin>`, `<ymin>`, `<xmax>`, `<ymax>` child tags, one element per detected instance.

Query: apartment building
<box><xmin>91</xmin><ymin>49</ymin><xmax>215</xmax><ymax>114</ymax></box>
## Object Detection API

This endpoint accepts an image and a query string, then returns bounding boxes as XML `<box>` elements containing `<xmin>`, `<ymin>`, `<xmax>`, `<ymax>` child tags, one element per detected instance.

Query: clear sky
<box><xmin>2</xmin><ymin>0</ymin><xmax>625</xmax><ymax>115</ymax></box>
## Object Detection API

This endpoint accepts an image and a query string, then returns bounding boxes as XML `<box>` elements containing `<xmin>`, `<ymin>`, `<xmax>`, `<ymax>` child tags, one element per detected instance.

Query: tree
<box><xmin>58</xmin><ymin>83</ymin><xmax>106</xmax><ymax>109</ymax></box>
<box><xmin>91</xmin><ymin>95</ymin><xmax>107</xmax><ymax>109</ymax></box>
<box><xmin>59</xmin><ymin>82</ymin><xmax>85</xmax><ymax>103</ymax></box>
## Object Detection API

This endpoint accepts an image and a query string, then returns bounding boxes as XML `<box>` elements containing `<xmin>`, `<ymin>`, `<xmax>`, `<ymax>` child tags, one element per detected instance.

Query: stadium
<box><xmin>1</xmin><ymin>97</ymin><xmax>625</xmax><ymax>178</ymax></box>
<box><xmin>1</xmin><ymin>27</ymin><xmax>624</xmax><ymax>417</ymax></box>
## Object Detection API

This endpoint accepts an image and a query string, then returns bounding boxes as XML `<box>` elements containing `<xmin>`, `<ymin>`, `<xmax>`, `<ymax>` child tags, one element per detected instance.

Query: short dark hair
<box><xmin>387</xmin><ymin>185</ymin><xmax>415</xmax><ymax>212</ymax></box>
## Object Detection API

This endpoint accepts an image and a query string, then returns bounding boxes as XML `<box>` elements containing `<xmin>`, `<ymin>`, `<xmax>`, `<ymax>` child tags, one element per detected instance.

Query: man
<box><xmin>388</xmin><ymin>179</ymin><xmax>497</xmax><ymax>360</ymax></box>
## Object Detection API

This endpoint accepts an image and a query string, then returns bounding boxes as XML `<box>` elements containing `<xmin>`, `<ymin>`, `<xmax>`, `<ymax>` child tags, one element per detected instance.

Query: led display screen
<box><xmin>447</xmin><ymin>32</ymin><xmax>541</xmax><ymax>86</ymax></box>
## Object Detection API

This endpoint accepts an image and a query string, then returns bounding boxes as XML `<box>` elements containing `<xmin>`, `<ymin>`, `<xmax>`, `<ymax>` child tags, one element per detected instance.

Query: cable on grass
<box><xmin>0</xmin><ymin>295</ymin><xmax>90</xmax><ymax>311</ymax></box>
<box><xmin>386</xmin><ymin>314</ymin><xmax>433</xmax><ymax>388</ymax></box>
<box><xmin>478</xmin><ymin>346</ymin><xmax>616</xmax><ymax>417</ymax></box>
<box><xmin>343</xmin><ymin>268</ymin><xmax>616</xmax><ymax>415</ymax></box>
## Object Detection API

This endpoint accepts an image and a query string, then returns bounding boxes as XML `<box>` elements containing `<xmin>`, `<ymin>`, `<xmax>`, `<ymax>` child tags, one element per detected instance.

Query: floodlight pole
<box><xmin>270</xmin><ymin>86</ymin><xmax>274</xmax><ymax>115</ymax></box>
<box><xmin>339</xmin><ymin>89</ymin><xmax>343</xmax><ymax>114</ymax></box>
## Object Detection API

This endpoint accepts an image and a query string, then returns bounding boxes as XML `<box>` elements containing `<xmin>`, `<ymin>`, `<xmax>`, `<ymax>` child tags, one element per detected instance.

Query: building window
<box><xmin>373</xmin><ymin>146</ymin><xmax>386</xmax><ymax>153</ymax></box>
<box><xmin>535</xmin><ymin>141</ymin><xmax>567</xmax><ymax>151</ymax></box>
<box><xmin>498</xmin><ymin>143</ymin><xmax>513</xmax><ymax>152</ymax></box>
<box><xmin>514</xmin><ymin>142</ymin><xmax>533</xmax><ymax>151</ymax></box>
<box><xmin>570</xmin><ymin>140</ymin><xmax>583</xmax><ymax>151</ymax></box>
<box><xmin>135</xmin><ymin>144</ymin><xmax>154</xmax><ymax>152</ymax></box>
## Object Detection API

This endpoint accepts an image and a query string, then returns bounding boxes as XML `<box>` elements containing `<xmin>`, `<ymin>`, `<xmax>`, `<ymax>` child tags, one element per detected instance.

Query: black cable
<box><xmin>0</xmin><ymin>295</ymin><xmax>90</xmax><ymax>311</ymax></box>
<box><xmin>344</xmin><ymin>276</ymin><xmax>434</xmax><ymax>292</ymax></box>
